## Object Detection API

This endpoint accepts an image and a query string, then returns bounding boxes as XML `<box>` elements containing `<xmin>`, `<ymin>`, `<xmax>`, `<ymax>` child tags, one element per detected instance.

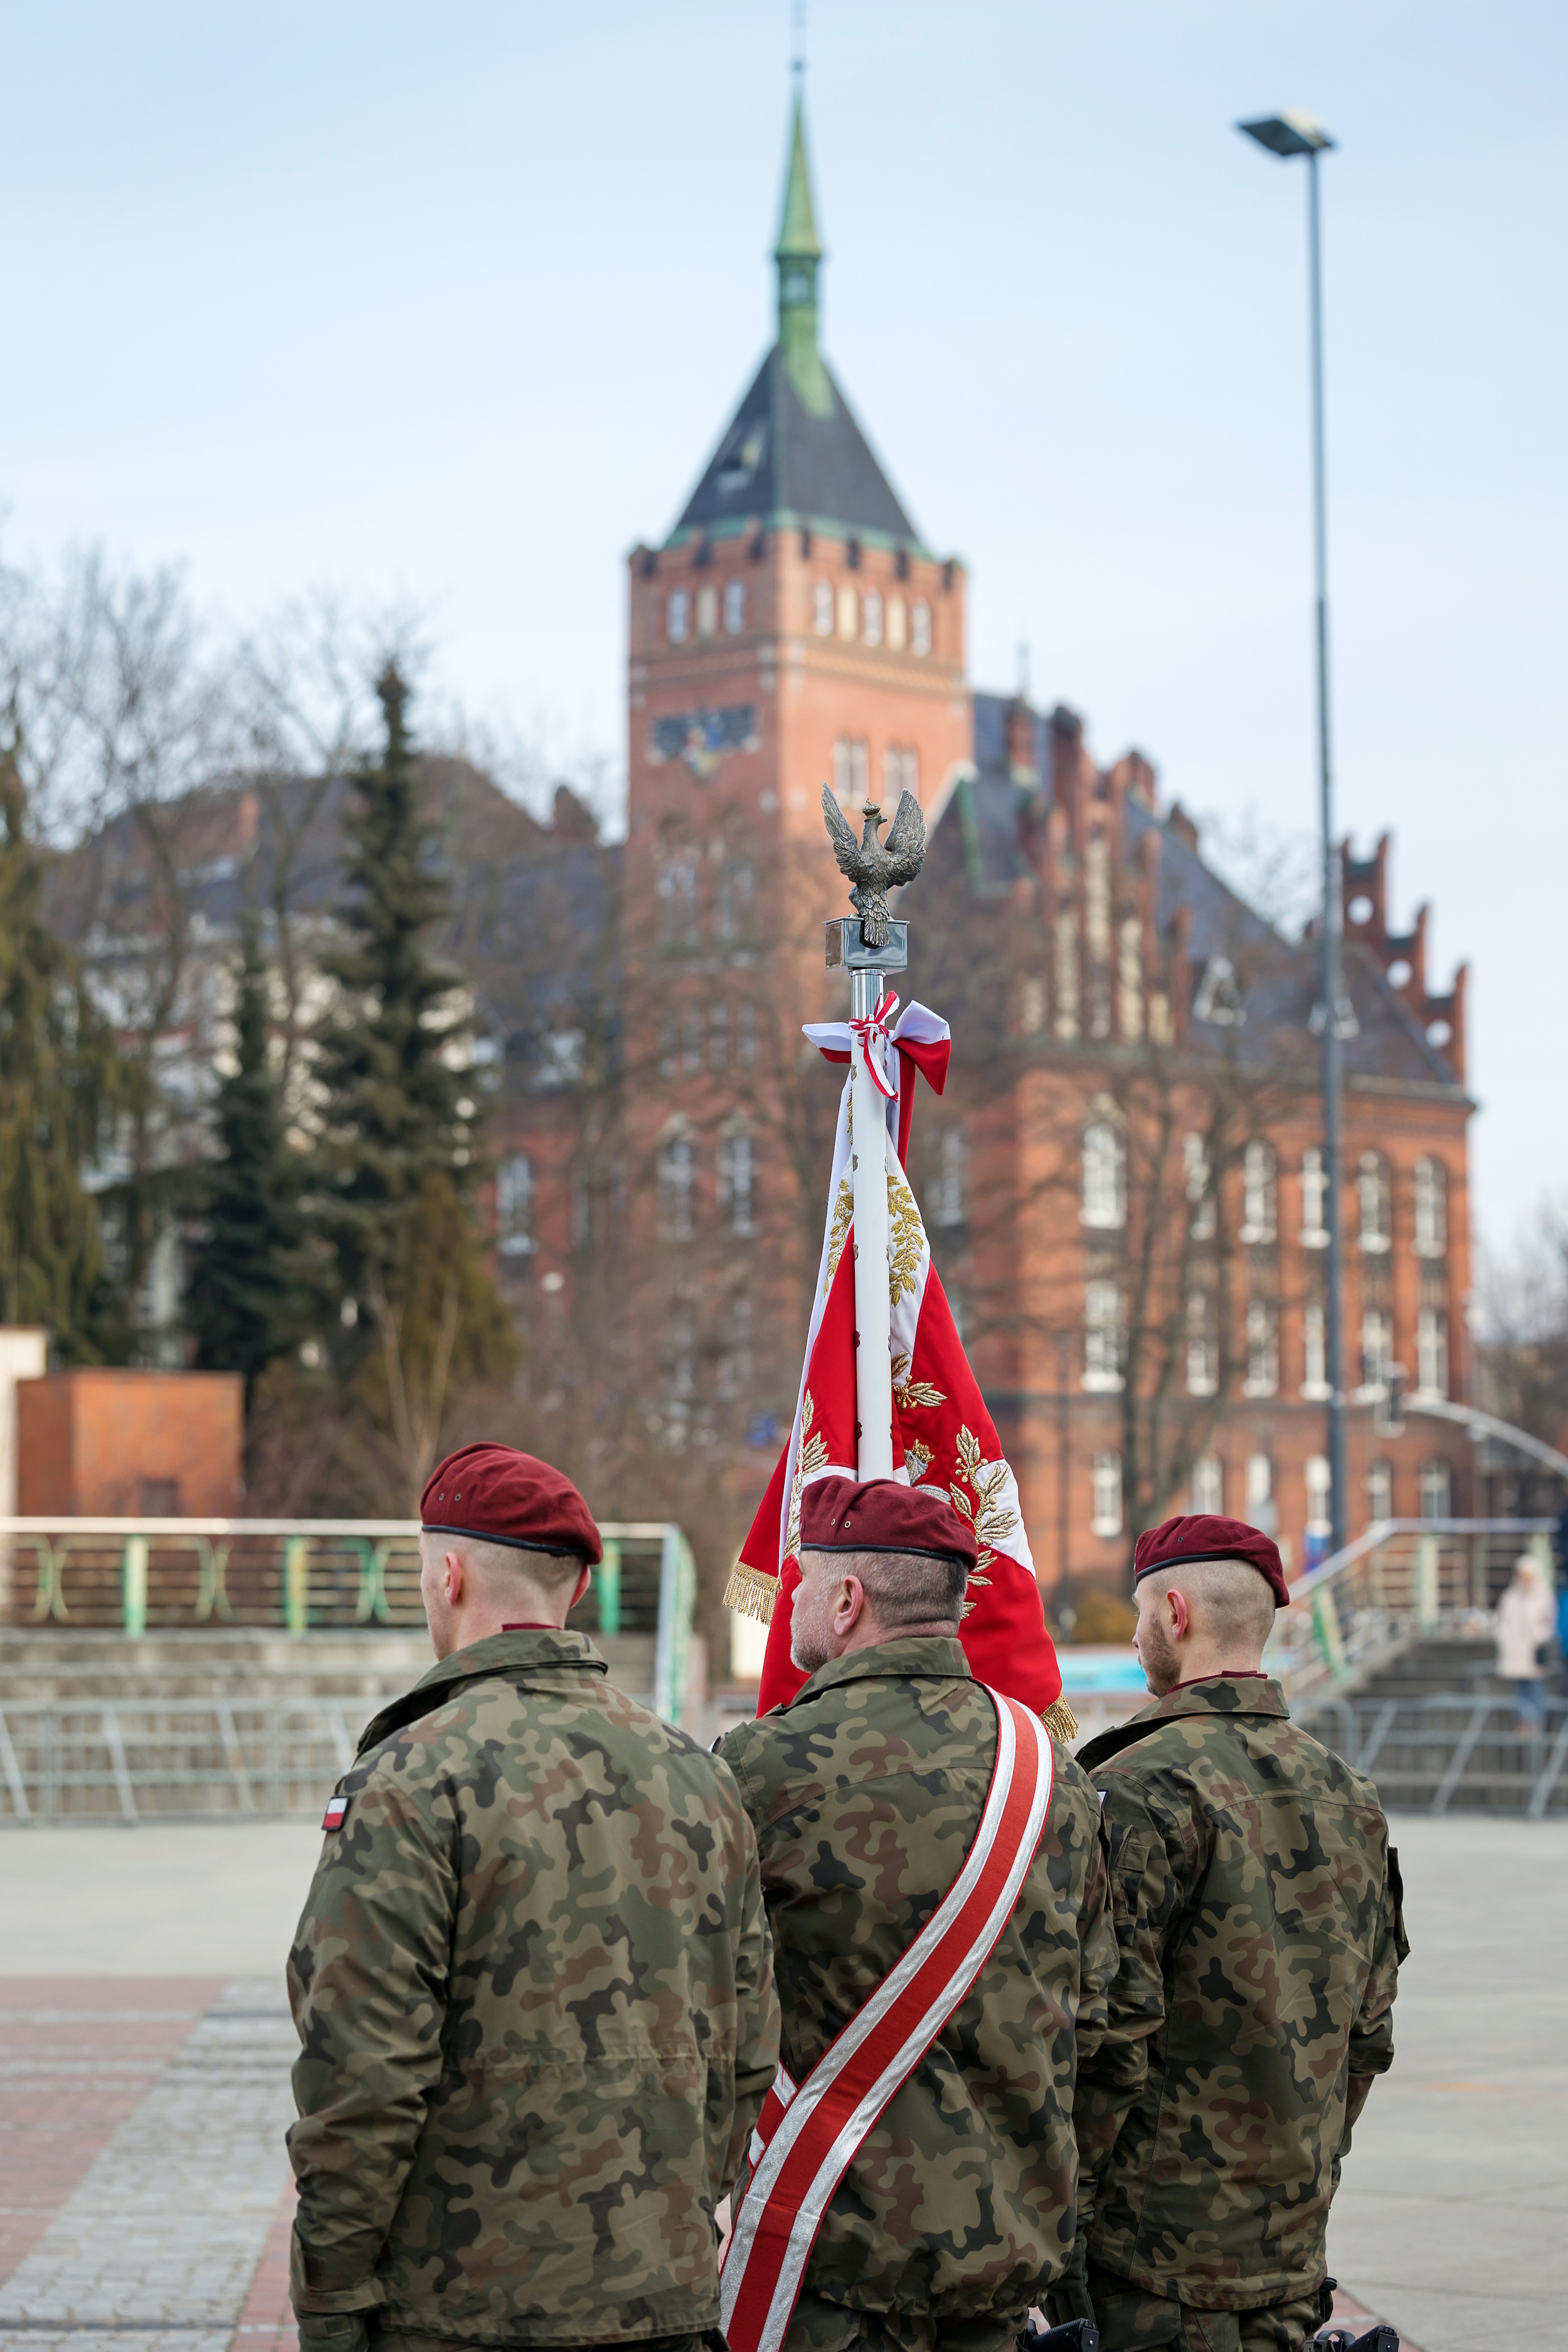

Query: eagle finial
<box><xmin>821</xmin><ymin>785</ymin><xmax>927</xmax><ymax>948</ymax></box>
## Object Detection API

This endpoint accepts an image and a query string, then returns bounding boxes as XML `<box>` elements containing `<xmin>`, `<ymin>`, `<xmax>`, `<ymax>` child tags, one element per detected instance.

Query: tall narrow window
<box><xmin>716</xmin><ymin>859</ymin><xmax>754</xmax><ymax>941</ymax></box>
<box><xmin>1419</xmin><ymin>1459</ymin><xmax>1451</xmax><ymax>1521</ymax></box>
<box><xmin>1300</xmin><ymin>1147</ymin><xmax>1328</xmax><ymax>1248</ymax></box>
<box><xmin>1416</xmin><ymin>1307</ymin><xmax>1448</xmax><ymax>1399</ymax></box>
<box><xmin>886</xmin><ymin>594</ymin><xmax>908</xmax><ymax>651</ymax></box>
<box><xmin>681</xmin><ymin>1007</ymin><xmax>704</xmax><ymax>1073</ymax></box>
<box><xmin>695</xmin><ymin>583</ymin><xmax>718</xmax><ymax>639</ymax></box>
<box><xmin>718</xmin><ymin>1130</ymin><xmax>755</xmax><ymax>1237</ymax></box>
<box><xmin>708</xmin><ymin>1002</ymin><xmax>728</xmax><ymax>1070</ymax></box>
<box><xmin>667</xmin><ymin>588</ymin><xmax>689</xmax><ymax>643</ymax></box>
<box><xmin>717</xmin><ymin>1297</ymin><xmax>753</xmax><ymax>1401</ymax></box>
<box><xmin>737</xmin><ymin>1002</ymin><xmax>758</xmax><ymax>1066</ymax></box>
<box><xmin>832</xmin><ymin>737</ymin><xmax>853</xmax><ymax>803</ymax></box>
<box><xmin>1305</xmin><ymin>1454</ymin><xmax>1332</xmax><ymax>1538</ymax></box>
<box><xmin>850</xmin><ymin>739</ymin><xmax>869</xmax><ymax>800</ymax></box>
<box><xmin>1414</xmin><ymin>1157</ymin><xmax>1447</xmax><ymax>1258</ymax></box>
<box><xmin>931</xmin><ymin>1129</ymin><xmax>966</xmax><ymax>1228</ymax></box>
<box><xmin>1084</xmin><ymin>1283</ymin><xmax>1125</xmax><ymax>1391</ymax></box>
<box><xmin>657</xmin><ymin>1135</ymin><xmax>694</xmax><ymax>1242</ymax></box>
<box><xmin>1192</xmin><ymin>1456</ymin><xmax>1223</xmax><ymax>1514</ymax></box>
<box><xmin>1244</xmin><ymin>1298</ymin><xmax>1278</xmax><ymax>1397</ymax></box>
<box><xmin>1091</xmin><ymin>1453</ymin><xmax>1123</xmax><ymax>1537</ymax></box>
<box><xmin>1184</xmin><ymin>1132</ymin><xmax>1215</xmax><ymax>1240</ymax></box>
<box><xmin>496</xmin><ymin>1154</ymin><xmax>533</xmax><ymax>1258</ymax></box>
<box><xmin>1185</xmin><ymin>1291</ymin><xmax>1217</xmax><ymax>1397</ymax></box>
<box><xmin>723</xmin><ymin>579</ymin><xmax>746</xmax><ymax>633</ymax></box>
<box><xmin>1241</xmin><ymin>1140</ymin><xmax>1277</xmax><ymax>1244</ymax></box>
<box><xmin>1301</xmin><ymin>1301</ymin><xmax>1330</xmax><ymax>1400</ymax></box>
<box><xmin>657</xmin><ymin>852</ymin><xmax>699</xmax><ymax>945</ymax></box>
<box><xmin>1246</xmin><ymin>1453</ymin><xmax>1274</xmax><ymax>1515</ymax></box>
<box><xmin>812</xmin><ymin>581</ymin><xmax>834</xmax><ymax>635</ymax></box>
<box><xmin>1082</xmin><ymin>1121</ymin><xmax>1126</xmax><ymax>1229</ymax></box>
<box><xmin>837</xmin><ymin>583</ymin><xmax>859</xmax><ymax>640</ymax></box>
<box><xmin>910</xmin><ymin>600</ymin><xmax>932</xmax><ymax>656</ymax></box>
<box><xmin>1359</xmin><ymin>1152</ymin><xmax>1392</xmax><ymax>1252</ymax></box>
<box><xmin>1367</xmin><ymin>1458</ymin><xmax>1393</xmax><ymax>1523</ymax></box>
<box><xmin>1360</xmin><ymin>1308</ymin><xmax>1393</xmax><ymax>1391</ymax></box>
<box><xmin>861</xmin><ymin>590</ymin><xmax>884</xmax><ymax>647</ymax></box>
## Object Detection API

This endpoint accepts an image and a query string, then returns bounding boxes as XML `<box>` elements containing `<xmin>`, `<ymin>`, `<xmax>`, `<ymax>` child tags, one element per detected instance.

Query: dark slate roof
<box><xmin>669</xmin><ymin>344</ymin><xmax>921</xmax><ymax>548</ymax></box>
<box><xmin>908</xmin><ymin>691</ymin><xmax>1463</xmax><ymax>1093</ymax></box>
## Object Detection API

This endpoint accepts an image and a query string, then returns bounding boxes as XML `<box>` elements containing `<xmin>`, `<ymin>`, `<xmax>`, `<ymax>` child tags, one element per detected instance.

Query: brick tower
<box><xmin>627</xmin><ymin>93</ymin><xmax>971</xmax><ymax>921</ymax></box>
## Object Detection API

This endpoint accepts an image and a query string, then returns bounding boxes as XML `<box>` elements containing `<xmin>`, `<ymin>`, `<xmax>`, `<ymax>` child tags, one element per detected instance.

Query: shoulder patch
<box><xmin>322</xmin><ymin>1793</ymin><xmax>349</xmax><ymax>1832</ymax></box>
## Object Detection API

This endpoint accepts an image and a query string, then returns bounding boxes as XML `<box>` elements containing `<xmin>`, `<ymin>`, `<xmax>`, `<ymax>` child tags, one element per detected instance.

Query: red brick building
<box><xmin>592</xmin><ymin>92</ymin><xmax>1474</xmax><ymax>1596</ymax></box>
<box><xmin>16</xmin><ymin>1369</ymin><xmax>244</xmax><ymax>1517</ymax></box>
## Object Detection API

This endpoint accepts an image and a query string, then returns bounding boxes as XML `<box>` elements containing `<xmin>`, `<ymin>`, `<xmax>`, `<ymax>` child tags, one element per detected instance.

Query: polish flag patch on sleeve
<box><xmin>322</xmin><ymin>1793</ymin><xmax>349</xmax><ymax>1831</ymax></box>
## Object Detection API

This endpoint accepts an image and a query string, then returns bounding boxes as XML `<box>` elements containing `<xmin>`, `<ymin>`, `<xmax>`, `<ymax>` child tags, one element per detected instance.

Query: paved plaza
<box><xmin>1</xmin><ymin>1814</ymin><xmax>1564</xmax><ymax>2352</ymax></box>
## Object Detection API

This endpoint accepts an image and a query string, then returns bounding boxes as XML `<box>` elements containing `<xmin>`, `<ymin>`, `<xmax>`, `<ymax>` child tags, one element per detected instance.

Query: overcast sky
<box><xmin>3</xmin><ymin>1</ymin><xmax>1562</xmax><ymax>1254</ymax></box>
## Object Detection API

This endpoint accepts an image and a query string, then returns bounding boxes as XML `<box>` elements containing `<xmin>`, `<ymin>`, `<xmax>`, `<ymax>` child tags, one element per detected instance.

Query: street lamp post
<box><xmin>1237</xmin><ymin>107</ymin><xmax>1350</xmax><ymax>1559</ymax></box>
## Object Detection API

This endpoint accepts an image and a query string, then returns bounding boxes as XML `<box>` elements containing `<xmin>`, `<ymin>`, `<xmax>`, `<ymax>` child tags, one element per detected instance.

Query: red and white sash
<box><xmin>720</xmin><ymin>1690</ymin><xmax>1055</xmax><ymax>2352</ymax></box>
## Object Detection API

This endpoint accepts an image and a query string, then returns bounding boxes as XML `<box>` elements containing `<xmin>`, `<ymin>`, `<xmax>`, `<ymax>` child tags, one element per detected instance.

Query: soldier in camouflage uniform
<box><xmin>718</xmin><ymin>1475</ymin><xmax>1119</xmax><ymax>2352</ymax></box>
<box><xmin>1061</xmin><ymin>1514</ymin><xmax>1407</xmax><ymax>2352</ymax></box>
<box><xmin>287</xmin><ymin>1444</ymin><xmax>780</xmax><ymax>2352</ymax></box>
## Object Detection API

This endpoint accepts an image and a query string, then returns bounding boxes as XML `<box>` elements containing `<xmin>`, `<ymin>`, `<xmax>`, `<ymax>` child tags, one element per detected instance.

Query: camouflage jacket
<box><xmin>1075</xmin><ymin>1674</ymin><xmax>1407</xmax><ymax>2312</ymax></box>
<box><xmin>718</xmin><ymin>1637</ymin><xmax>1118</xmax><ymax>2324</ymax></box>
<box><xmin>287</xmin><ymin>1628</ymin><xmax>779</xmax><ymax>2348</ymax></box>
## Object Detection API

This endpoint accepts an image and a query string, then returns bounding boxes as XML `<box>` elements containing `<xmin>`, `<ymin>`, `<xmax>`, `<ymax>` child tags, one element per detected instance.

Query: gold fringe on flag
<box><xmin>1041</xmin><ymin>1695</ymin><xmax>1080</xmax><ymax>1744</ymax></box>
<box><xmin>724</xmin><ymin>1560</ymin><xmax>780</xmax><ymax>1625</ymax></box>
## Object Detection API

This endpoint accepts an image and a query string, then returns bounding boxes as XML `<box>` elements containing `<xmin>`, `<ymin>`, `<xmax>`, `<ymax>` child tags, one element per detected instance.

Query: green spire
<box><xmin>775</xmin><ymin>91</ymin><xmax>832</xmax><ymax>418</ymax></box>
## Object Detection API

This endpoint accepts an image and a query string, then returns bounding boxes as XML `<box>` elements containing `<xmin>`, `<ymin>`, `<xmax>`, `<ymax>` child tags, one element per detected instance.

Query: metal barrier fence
<box><xmin>0</xmin><ymin>1695</ymin><xmax>361</xmax><ymax>1823</ymax></box>
<box><xmin>1268</xmin><ymin>1518</ymin><xmax>1555</xmax><ymax>1697</ymax></box>
<box><xmin>1295</xmin><ymin>1690</ymin><xmax>1568</xmax><ymax>1820</ymax></box>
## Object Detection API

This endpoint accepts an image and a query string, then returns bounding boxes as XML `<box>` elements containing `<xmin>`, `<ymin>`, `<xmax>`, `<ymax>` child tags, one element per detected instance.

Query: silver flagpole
<box><xmin>822</xmin><ymin>788</ymin><xmax>928</xmax><ymax>1483</ymax></box>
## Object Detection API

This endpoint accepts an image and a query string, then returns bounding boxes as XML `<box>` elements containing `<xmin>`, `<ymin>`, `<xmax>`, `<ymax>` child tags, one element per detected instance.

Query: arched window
<box><xmin>883</xmin><ymin>744</ymin><xmax>918</xmax><ymax>799</ymax></box>
<box><xmin>1185</xmin><ymin>1292</ymin><xmax>1217</xmax><ymax>1396</ymax></box>
<box><xmin>1416</xmin><ymin>1307</ymin><xmax>1448</xmax><ymax>1399</ymax></box>
<box><xmin>1301</xmin><ymin>1301</ymin><xmax>1330</xmax><ymax>1399</ymax></box>
<box><xmin>1183</xmin><ymin>1132</ymin><xmax>1215</xmax><ymax>1240</ymax></box>
<box><xmin>1367</xmin><ymin>1459</ymin><xmax>1393</xmax><ymax>1524</ymax></box>
<box><xmin>496</xmin><ymin>1154</ymin><xmax>533</xmax><ymax>1258</ymax></box>
<box><xmin>1191</xmin><ymin>1456</ymin><xmax>1223</xmax><ymax>1514</ymax></box>
<box><xmin>886</xmin><ymin>594</ymin><xmax>908</xmax><ymax>651</ymax></box>
<box><xmin>812</xmin><ymin>581</ymin><xmax>834</xmax><ymax>635</ymax></box>
<box><xmin>832</xmin><ymin>737</ymin><xmax>869</xmax><ymax>805</ymax></box>
<box><xmin>1246</xmin><ymin>1453</ymin><xmax>1273</xmax><ymax>1514</ymax></box>
<box><xmin>1241</xmin><ymin>1140</ymin><xmax>1277</xmax><ymax>1244</ymax></box>
<box><xmin>837</xmin><ymin>583</ymin><xmax>859</xmax><ymax>640</ymax></box>
<box><xmin>1081</xmin><ymin>1121</ymin><xmax>1126</xmax><ymax>1229</ymax></box>
<box><xmin>1414</xmin><ymin>1157</ymin><xmax>1447</xmax><ymax>1257</ymax></box>
<box><xmin>931</xmin><ymin>1129</ymin><xmax>965</xmax><ymax>1228</ymax></box>
<box><xmin>1360</xmin><ymin>1308</ymin><xmax>1393</xmax><ymax>1392</ymax></box>
<box><xmin>1091</xmin><ymin>1452</ymin><xmax>1123</xmax><ymax>1537</ymax></box>
<box><xmin>718</xmin><ymin>1129</ymin><xmax>755</xmax><ymax>1237</ymax></box>
<box><xmin>695</xmin><ymin>584</ymin><xmax>718</xmax><ymax>639</ymax></box>
<box><xmin>910</xmin><ymin>600</ymin><xmax>932</xmax><ymax>656</ymax></box>
<box><xmin>1359</xmin><ymin>1152</ymin><xmax>1392</xmax><ymax>1251</ymax></box>
<box><xmin>1083</xmin><ymin>1282</ymin><xmax>1124</xmax><ymax>1391</ymax></box>
<box><xmin>723</xmin><ymin>580</ymin><xmax>746</xmax><ymax>633</ymax></box>
<box><xmin>1300</xmin><ymin>1147</ymin><xmax>1328</xmax><ymax>1247</ymax></box>
<box><xmin>667</xmin><ymin>588</ymin><xmax>690</xmax><ymax>644</ymax></box>
<box><xmin>1419</xmin><ymin>1459</ymin><xmax>1451</xmax><ymax>1520</ymax></box>
<box><xmin>1244</xmin><ymin>1298</ymin><xmax>1278</xmax><ymax>1397</ymax></box>
<box><xmin>861</xmin><ymin>590</ymin><xmax>884</xmax><ymax>647</ymax></box>
<box><xmin>656</xmin><ymin>850</ymin><xmax>699</xmax><ymax>945</ymax></box>
<box><xmin>657</xmin><ymin>1133</ymin><xmax>694</xmax><ymax>1242</ymax></box>
<box><xmin>1305</xmin><ymin>1454</ymin><xmax>1332</xmax><ymax>1538</ymax></box>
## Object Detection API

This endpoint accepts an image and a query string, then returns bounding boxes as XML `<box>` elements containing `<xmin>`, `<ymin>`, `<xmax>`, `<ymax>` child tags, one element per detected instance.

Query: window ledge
<box><xmin>1300</xmin><ymin>1380</ymin><xmax>1332</xmax><ymax>1401</ymax></box>
<box><xmin>1082</xmin><ymin>1373</ymin><xmax>1125</xmax><ymax>1394</ymax></box>
<box><xmin>1242</xmin><ymin>1379</ymin><xmax>1279</xmax><ymax>1399</ymax></box>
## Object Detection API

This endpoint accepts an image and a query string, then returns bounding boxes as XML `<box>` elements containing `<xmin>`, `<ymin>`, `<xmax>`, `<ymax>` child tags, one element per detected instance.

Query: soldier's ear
<box><xmin>1168</xmin><ymin>1587</ymin><xmax>1190</xmax><ymax>1640</ymax></box>
<box><xmin>571</xmin><ymin>1563</ymin><xmax>593</xmax><ymax>1613</ymax></box>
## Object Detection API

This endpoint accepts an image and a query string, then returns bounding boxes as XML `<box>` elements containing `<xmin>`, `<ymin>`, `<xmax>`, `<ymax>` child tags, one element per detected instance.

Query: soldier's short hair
<box><xmin>450</xmin><ymin>1530</ymin><xmax>584</xmax><ymax>1597</ymax></box>
<box><xmin>823</xmin><ymin>1545</ymin><xmax>968</xmax><ymax>1626</ymax></box>
<box><xmin>1140</xmin><ymin>1554</ymin><xmax>1275</xmax><ymax>1648</ymax></box>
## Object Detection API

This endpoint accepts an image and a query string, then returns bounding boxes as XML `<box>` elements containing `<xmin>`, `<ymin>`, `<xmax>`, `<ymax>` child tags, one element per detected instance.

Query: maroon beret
<box><xmin>799</xmin><ymin>1474</ymin><xmax>979</xmax><ymax>1573</ymax></box>
<box><xmin>420</xmin><ymin>1443</ymin><xmax>602</xmax><ymax>1566</ymax></box>
<box><xmin>1133</xmin><ymin>1513</ymin><xmax>1290</xmax><ymax>1608</ymax></box>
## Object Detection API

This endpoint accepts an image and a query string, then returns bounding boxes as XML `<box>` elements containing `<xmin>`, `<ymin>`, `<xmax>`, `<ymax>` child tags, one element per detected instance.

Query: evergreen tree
<box><xmin>186</xmin><ymin>920</ymin><xmax>309</xmax><ymax>1391</ymax></box>
<box><xmin>312</xmin><ymin>664</ymin><xmax>476</xmax><ymax>1325</ymax></box>
<box><xmin>0</xmin><ymin>711</ymin><xmax>122</xmax><ymax>1355</ymax></box>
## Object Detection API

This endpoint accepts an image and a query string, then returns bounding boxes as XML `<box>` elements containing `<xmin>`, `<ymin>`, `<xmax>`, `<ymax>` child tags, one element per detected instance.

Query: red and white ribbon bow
<box><xmin>849</xmin><ymin>986</ymin><xmax>899</xmax><ymax>1100</ymax></box>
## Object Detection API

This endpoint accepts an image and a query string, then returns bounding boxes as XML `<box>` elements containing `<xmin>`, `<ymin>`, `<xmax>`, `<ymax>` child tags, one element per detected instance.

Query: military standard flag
<box><xmin>726</xmin><ymin>999</ymin><xmax>1075</xmax><ymax>1735</ymax></box>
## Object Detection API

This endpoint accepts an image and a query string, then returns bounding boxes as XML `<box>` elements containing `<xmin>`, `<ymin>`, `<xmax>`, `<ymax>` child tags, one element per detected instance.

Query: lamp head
<box><xmin>1238</xmin><ymin>110</ymin><xmax>1335</xmax><ymax>157</ymax></box>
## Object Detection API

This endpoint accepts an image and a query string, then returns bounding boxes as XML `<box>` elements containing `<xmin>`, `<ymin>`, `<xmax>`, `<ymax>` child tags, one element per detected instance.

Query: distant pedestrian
<box><xmin>1496</xmin><ymin>1554</ymin><xmax>1555</xmax><ymax>1734</ymax></box>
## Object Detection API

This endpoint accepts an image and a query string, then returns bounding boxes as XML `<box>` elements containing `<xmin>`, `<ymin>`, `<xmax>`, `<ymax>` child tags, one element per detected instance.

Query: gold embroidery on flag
<box><xmin>822</xmin><ymin>1178</ymin><xmax>853</xmax><ymax>1296</ymax></box>
<box><xmin>891</xmin><ymin>1351</ymin><xmax>946</xmax><ymax>1411</ymax></box>
<box><xmin>785</xmin><ymin>1392</ymin><xmax>829</xmax><ymax>1561</ymax></box>
<box><xmin>886</xmin><ymin>1172</ymin><xmax>923</xmax><ymax>1305</ymax></box>
<box><xmin>724</xmin><ymin>1560</ymin><xmax>780</xmax><ymax>1624</ymax></box>
<box><xmin>948</xmin><ymin>1424</ymin><xmax>1020</xmax><ymax>1604</ymax></box>
<box><xmin>903</xmin><ymin>1440</ymin><xmax>933</xmax><ymax>1484</ymax></box>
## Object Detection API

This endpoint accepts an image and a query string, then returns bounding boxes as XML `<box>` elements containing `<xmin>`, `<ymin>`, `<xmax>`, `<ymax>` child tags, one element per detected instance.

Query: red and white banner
<box><xmin>719</xmin><ymin>1687</ymin><xmax>1055</xmax><ymax>2352</ymax></box>
<box><xmin>726</xmin><ymin>1003</ymin><xmax>1071</xmax><ymax>1729</ymax></box>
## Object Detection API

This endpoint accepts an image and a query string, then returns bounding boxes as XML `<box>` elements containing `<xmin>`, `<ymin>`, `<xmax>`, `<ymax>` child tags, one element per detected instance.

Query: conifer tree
<box><xmin>312</xmin><ymin>664</ymin><xmax>476</xmax><ymax>1325</ymax></box>
<box><xmin>0</xmin><ymin>710</ymin><xmax>122</xmax><ymax>1355</ymax></box>
<box><xmin>186</xmin><ymin>921</ymin><xmax>307</xmax><ymax>1391</ymax></box>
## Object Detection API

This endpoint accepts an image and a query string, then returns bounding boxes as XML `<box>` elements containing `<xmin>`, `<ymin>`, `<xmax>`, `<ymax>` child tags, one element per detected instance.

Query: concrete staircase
<box><xmin>1294</xmin><ymin>1632</ymin><xmax>1568</xmax><ymax>1817</ymax></box>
